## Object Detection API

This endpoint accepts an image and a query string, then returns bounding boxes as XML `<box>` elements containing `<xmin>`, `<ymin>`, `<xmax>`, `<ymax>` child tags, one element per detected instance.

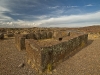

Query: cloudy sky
<box><xmin>0</xmin><ymin>0</ymin><xmax>100</xmax><ymax>27</ymax></box>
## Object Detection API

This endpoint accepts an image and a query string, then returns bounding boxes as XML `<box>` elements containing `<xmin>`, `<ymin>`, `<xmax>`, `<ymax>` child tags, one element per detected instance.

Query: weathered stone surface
<box><xmin>67</xmin><ymin>32</ymin><xmax>70</xmax><ymax>36</ymax></box>
<box><xmin>0</xmin><ymin>33</ymin><xmax>4</xmax><ymax>39</ymax></box>
<box><xmin>25</xmin><ymin>39</ymin><xmax>42</xmax><ymax>73</ymax></box>
<box><xmin>47</xmin><ymin>31</ymin><xmax>53</xmax><ymax>39</ymax></box>
<box><xmin>15</xmin><ymin>31</ymin><xmax>53</xmax><ymax>51</ymax></box>
<box><xmin>7</xmin><ymin>33</ymin><xmax>14</xmax><ymax>37</ymax></box>
<box><xmin>25</xmin><ymin>33</ymin><xmax>88</xmax><ymax>74</ymax></box>
<box><xmin>15</xmin><ymin>30</ymin><xmax>88</xmax><ymax>74</ymax></box>
<box><xmin>53</xmin><ymin>31</ymin><xmax>69</xmax><ymax>39</ymax></box>
<box><xmin>33</xmin><ymin>32</ymin><xmax>41</xmax><ymax>40</ymax></box>
<box><xmin>26</xmin><ymin>33</ymin><xmax>34</xmax><ymax>39</ymax></box>
<box><xmin>18</xmin><ymin>63</ymin><xmax>25</xmax><ymax>68</ymax></box>
<box><xmin>15</xmin><ymin>34</ymin><xmax>27</xmax><ymax>51</ymax></box>
<box><xmin>40</xmin><ymin>31</ymin><xmax>47</xmax><ymax>39</ymax></box>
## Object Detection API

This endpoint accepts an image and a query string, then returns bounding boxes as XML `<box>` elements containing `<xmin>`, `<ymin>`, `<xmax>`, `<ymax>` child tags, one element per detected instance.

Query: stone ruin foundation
<box><xmin>15</xmin><ymin>31</ymin><xmax>53</xmax><ymax>51</ymax></box>
<box><xmin>15</xmin><ymin>30</ymin><xmax>88</xmax><ymax>74</ymax></box>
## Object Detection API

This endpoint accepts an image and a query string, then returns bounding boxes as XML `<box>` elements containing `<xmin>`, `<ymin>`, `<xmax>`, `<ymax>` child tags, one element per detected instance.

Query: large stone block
<box><xmin>18</xmin><ymin>37</ymin><xmax>26</xmax><ymax>51</ymax></box>
<box><xmin>47</xmin><ymin>31</ymin><xmax>53</xmax><ymax>39</ymax></box>
<box><xmin>0</xmin><ymin>33</ymin><xmax>4</xmax><ymax>39</ymax></box>
<box><xmin>53</xmin><ymin>31</ymin><xmax>70</xmax><ymax>39</ymax></box>
<box><xmin>25</xmin><ymin>39</ymin><xmax>42</xmax><ymax>73</ymax></box>
<box><xmin>40</xmin><ymin>31</ymin><xmax>47</xmax><ymax>39</ymax></box>
<box><xmin>26</xmin><ymin>33</ymin><xmax>34</xmax><ymax>39</ymax></box>
<box><xmin>7</xmin><ymin>33</ymin><xmax>14</xmax><ymax>37</ymax></box>
<box><xmin>33</xmin><ymin>32</ymin><xmax>41</xmax><ymax>40</ymax></box>
<box><xmin>15</xmin><ymin>34</ymin><xmax>27</xmax><ymax>51</ymax></box>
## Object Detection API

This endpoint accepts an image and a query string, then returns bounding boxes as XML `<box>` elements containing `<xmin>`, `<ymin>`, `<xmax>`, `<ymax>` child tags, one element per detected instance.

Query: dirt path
<box><xmin>0</xmin><ymin>37</ymin><xmax>100</xmax><ymax>75</ymax></box>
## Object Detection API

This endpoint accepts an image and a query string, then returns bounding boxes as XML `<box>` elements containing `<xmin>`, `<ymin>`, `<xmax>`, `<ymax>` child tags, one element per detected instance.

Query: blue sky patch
<box><xmin>0</xmin><ymin>0</ymin><xmax>100</xmax><ymax>27</ymax></box>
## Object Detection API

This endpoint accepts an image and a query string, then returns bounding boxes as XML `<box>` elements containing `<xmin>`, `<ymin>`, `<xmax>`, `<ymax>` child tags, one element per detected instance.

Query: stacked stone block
<box><xmin>15</xmin><ymin>34</ymin><xmax>27</xmax><ymax>51</ymax></box>
<box><xmin>25</xmin><ymin>40</ymin><xmax>42</xmax><ymax>73</ymax></box>
<box><xmin>7</xmin><ymin>33</ymin><xmax>14</xmax><ymax>37</ymax></box>
<box><xmin>6</xmin><ymin>31</ymin><xmax>14</xmax><ymax>37</ymax></box>
<box><xmin>0</xmin><ymin>33</ymin><xmax>4</xmax><ymax>39</ymax></box>
<box><xmin>53</xmin><ymin>31</ymin><xmax>71</xmax><ymax>40</ymax></box>
<box><xmin>15</xmin><ymin>31</ymin><xmax>53</xmax><ymax>51</ymax></box>
<box><xmin>25</xmin><ymin>34</ymin><xmax>88</xmax><ymax>74</ymax></box>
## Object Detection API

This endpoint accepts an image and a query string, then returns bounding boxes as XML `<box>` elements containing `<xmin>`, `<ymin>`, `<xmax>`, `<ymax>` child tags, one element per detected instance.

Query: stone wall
<box><xmin>15</xmin><ymin>34</ymin><xmax>26</xmax><ymax>51</ymax></box>
<box><xmin>15</xmin><ymin>31</ymin><xmax>53</xmax><ymax>51</ymax></box>
<box><xmin>26</xmin><ymin>31</ymin><xmax>53</xmax><ymax>40</ymax></box>
<box><xmin>25</xmin><ymin>34</ymin><xmax>88</xmax><ymax>74</ymax></box>
<box><xmin>7</xmin><ymin>33</ymin><xmax>14</xmax><ymax>37</ymax></box>
<box><xmin>25</xmin><ymin>39</ymin><xmax>42</xmax><ymax>73</ymax></box>
<box><xmin>53</xmin><ymin>31</ymin><xmax>69</xmax><ymax>39</ymax></box>
<box><xmin>0</xmin><ymin>33</ymin><xmax>4</xmax><ymax>39</ymax></box>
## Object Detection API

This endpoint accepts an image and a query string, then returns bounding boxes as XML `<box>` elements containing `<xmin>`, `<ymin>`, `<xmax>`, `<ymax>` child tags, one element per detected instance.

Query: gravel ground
<box><xmin>0</xmin><ymin>38</ymin><xmax>38</xmax><ymax>75</ymax></box>
<box><xmin>0</xmin><ymin>36</ymin><xmax>100</xmax><ymax>75</ymax></box>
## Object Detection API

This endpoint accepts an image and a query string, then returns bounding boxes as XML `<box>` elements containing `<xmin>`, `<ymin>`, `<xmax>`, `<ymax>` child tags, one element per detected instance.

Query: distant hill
<box><xmin>0</xmin><ymin>25</ymin><xmax>100</xmax><ymax>33</ymax></box>
<box><xmin>78</xmin><ymin>25</ymin><xmax>100</xmax><ymax>33</ymax></box>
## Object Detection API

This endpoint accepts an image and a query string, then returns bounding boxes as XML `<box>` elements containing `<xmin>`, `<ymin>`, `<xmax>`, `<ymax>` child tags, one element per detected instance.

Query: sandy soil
<box><xmin>0</xmin><ymin>34</ymin><xmax>100</xmax><ymax>75</ymax></box>
<box><xmin>0</xmin><ymin>38</ymin><xmax>38</xmax><ymax>75</ymax></box>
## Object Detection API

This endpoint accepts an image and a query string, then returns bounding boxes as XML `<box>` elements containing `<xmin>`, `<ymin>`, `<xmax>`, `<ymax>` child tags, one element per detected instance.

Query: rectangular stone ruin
<box><xmin>15</xmin><ymin>31</ymin><xmax>53</xmax><ymax>51</ymax></box>
<box><xmin>25</xmin><ymin>33</ymin><xmax>88</xmax><ymax>74</ymax></box>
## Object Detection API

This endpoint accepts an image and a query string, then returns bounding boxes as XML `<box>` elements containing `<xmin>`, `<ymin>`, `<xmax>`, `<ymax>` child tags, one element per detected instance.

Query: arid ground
<box><xmin>0</xmin><ymin>26</ymin><xmax>100</xmax><ymax>75</ymax></box>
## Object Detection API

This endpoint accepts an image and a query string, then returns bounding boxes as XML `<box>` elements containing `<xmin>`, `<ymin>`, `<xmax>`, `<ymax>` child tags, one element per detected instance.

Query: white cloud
<box><xmin>12</xmin><ymin>20</ymin><xmax>39</xmax><ymax>27</ymax></box>
<box><xmin>51</xmin><ymin>9</ymin><xmax>65</xmax><ymax>15</ymax></box>
<box><xmin>48</xmin><ymin>6</ymin><xmax>59</xmax><ymax>9</ymax></box>
<box><xmin>0</xmin><ymin>12</ymin><xmax>12</xmax><ymax>21</ymax></box>
<box><xmin>0</xmin><ymin>6</ymin><xmax>12</xmax><ymax>21</ymax></box>
<box><xmin>0</xmin><ymin>6</ymin><xmax>10</xmax><ymax>12</ymax></box>
<box><xmin>1</xmin><ymin>11</ymin><xmax>100</xmax><ymax>27</ymax></box>
<box><xmin>31</xmin><ymin>11</ymin><xmax>100</xmax><ymax>27</ymax></box>
<box><xmin>67</xmin><ymin>6</ymin><xmax>78</xmax><ymax>8</ymax></box>
<box><xmin>0</xmin><ymin>0</ymin><xmax>12</xmax><ymax>22</ymax></box>
<box><xmin>85</xmin><ymin>4</ymin><xmax>93</xmax><ymax>7</ymax></box>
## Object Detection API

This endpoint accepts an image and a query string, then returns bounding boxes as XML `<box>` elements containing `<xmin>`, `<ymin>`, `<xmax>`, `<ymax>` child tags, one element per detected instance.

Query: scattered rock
<box><xmin>49</xmin><ymin>71</ymin><xmax>52</xmax><ymax>75</ymax></box>
<box><xmin>28</xmin><ymin>70</ymin><xmax>32</xmax><ymax>75</ymax></box>
<box><xmin>53</xmin><ymin>69</ymin><xmax>57</xmax><ymax>72</ymax></box>
<box><xmin>67</xmin><ymin>32</ymin><xmax>70</xmax><ymax>36</ymax></box>
<box><xmin>18</xmin><ymin>63</ymin><xmax>25</xmax><ymax>68</ymax></box>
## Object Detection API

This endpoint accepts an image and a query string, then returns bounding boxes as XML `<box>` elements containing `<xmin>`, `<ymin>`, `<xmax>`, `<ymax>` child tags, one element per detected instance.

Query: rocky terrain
<box><xmin>0</xmin><ymin>25</ymin><xmax>100</xmax><ymax>75</ymax></box>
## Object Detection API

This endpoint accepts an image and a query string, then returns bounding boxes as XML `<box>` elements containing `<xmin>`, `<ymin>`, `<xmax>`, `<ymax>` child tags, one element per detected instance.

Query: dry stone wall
<box><xmin>15</xmin><ymin>31</ymin><xmax>53</xmax><ymax>51</ymax></box>
<box><xmin>25</xmin><ymin>33</ymin><xmax>88</xmax><ymax>74</ymax></box>
<box><xmin>25</xmin><ymin>39</ymin><xmax>42</xmax><ymax>73</ymax></box>
<box><xmin>28</xmin><ymin>31</ymin><xmax>53</xmax><ymax>40</ymax></box>
<box><xmin>0</xmin><ymin>33</ymin><xmax>4</xmax><ymax>39</ymax></box>
<box><xmin>53</xmin><ymin>31</ymin><xmax>69</xmax><ymax>39</ymax></box>
<box><xmin>15</xmin><ymin>34</ymin><xmax>27</xmax><ymax>51</ymax></box>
